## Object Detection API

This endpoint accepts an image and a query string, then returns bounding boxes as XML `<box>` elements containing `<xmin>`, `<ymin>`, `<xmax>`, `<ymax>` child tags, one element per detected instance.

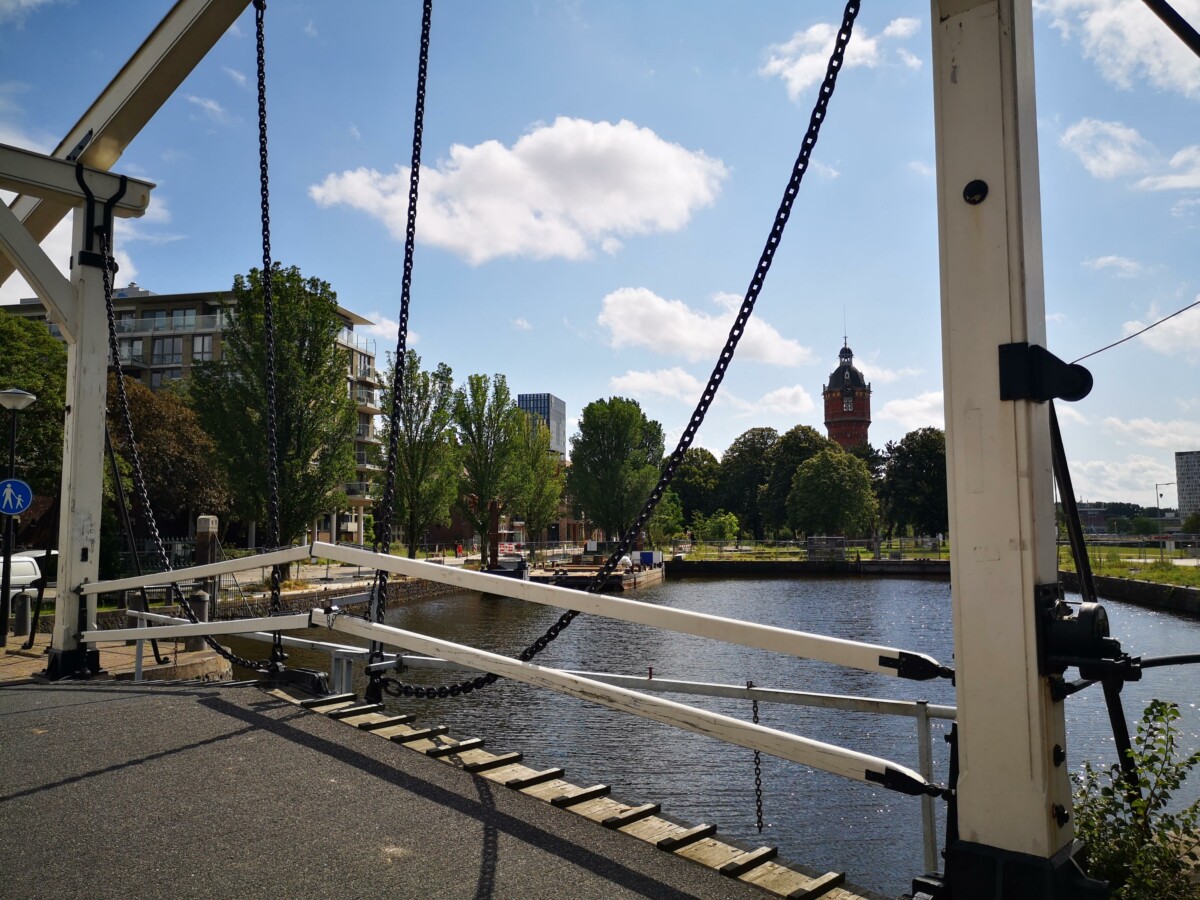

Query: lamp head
<box><xmin>0</xmin><ymin>388</ymin><xmax>36</xmax><ymax>412</ymax></box>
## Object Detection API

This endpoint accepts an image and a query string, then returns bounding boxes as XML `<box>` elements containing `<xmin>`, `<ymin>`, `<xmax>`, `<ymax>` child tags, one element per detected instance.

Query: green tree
<box><xmin>1130</xmin><ymin>516</ymin><xmax>1157</xmax><ymax>536</ymax></box>
<box><xmin>1182</xmin><ymin>511</ymin><xmax>1200</xmax><ymax>534</ymax></box>
<box><xmin>647</xmin><ymin>488</ymin><xmax>684</xmax><ymax>549</ymax></box>
<box><xmin>763</xmin><ymin>425</ymin><xmax>836</xmax><ymax>534</ymax></box>
<box><xmin>671</xmin><ymin>447</ymin><xmax>721</xmax><ymax>527</ymax></box>
<box><xmin>787</xmin><ymin>447</ymin><xmax>877</xmax><ymax>537</ymax></box>
<box><xmin>567</xmin><ymin>397</ymin><xmax>664</xmax><ymax>541</ymax></box>
<box><xmin>107</xmin><ymin>375</ymin><xmax>230</xmax><ymax>530</ymax></box>
<box><xmin>378</xmin><ymin>351</ymin><xmax>459</xmax><ymax>558</ymax></box>
<box><xmin>694</xmin><ymin>509</ymin><xmax>739</xmax><ymax>543</ymax></box>
<box><xmin>719</xmin><ymin>427</ymin><xmax>778</xmax><ymax>540</ymax></box>
<box><xmin>510</xmin><ymin>411</ymin><xmax>566</xmax><ymax>545</ymax></box>
<box><xmin>879</xmin><ymin>427</ymin><xmax>948</xmax><ymax>538</ymax></box>
<box><xmin>0</xmin><ymin>309</ymin><xmax>66</xmax><ymax>496</ymax></box>
<box><xmin>188</xmin><ymin>265</ymin><xmax>356</xmax><ymax>546</ymax></box>
<box><xmin>452</xmin><ymin>373</ymin><xmax>523</xmax><ymax>567</ymax></box>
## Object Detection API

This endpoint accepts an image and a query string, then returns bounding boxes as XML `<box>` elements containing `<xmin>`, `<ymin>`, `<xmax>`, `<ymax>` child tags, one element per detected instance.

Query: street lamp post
<box><xmin>0</xmin><ymin>388</ymin><xmax>37</xmax><ymax>647</ymax></box>
<box><xmin>1156</xmin><ymin>481</ymin><xmax>1176</xmax><ymax>563</ymax></box>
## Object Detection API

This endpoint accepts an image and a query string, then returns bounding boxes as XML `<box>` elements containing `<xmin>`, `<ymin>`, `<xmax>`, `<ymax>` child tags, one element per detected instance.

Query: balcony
<box><xmin>115</xmin><ymin>313</ymin><xmax>224</xmax><ymax>335</ymax></box>
<box><xmin>344</xmin><ymin>481</ymin><xmax>375</xmax><ymax>500</ymax></box>
<box><xmin>355</xmin><ymin>451</ymin><xmax>382</xmax><ymax>470</ymax></box>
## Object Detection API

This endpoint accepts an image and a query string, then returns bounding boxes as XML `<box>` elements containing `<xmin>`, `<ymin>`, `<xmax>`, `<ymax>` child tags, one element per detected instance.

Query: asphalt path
<box><xmin>0</xmin><ymin>681</ymin><xmax>768</xmax><ymax>899</ymax></box>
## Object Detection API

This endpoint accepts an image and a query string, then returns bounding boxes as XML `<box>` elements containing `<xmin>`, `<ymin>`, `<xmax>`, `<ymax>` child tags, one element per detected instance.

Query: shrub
<box><xmin>1073</xmin><ymin>699</ymin><xmax>1200</xmax><ymax>898</ymax></box>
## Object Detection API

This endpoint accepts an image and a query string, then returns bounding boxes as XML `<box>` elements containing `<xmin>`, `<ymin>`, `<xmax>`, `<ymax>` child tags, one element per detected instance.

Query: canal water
<box><xmin>230</xmin><ymin>576</ymin><xmax>1200</xmax><ymax>897</ymax></box>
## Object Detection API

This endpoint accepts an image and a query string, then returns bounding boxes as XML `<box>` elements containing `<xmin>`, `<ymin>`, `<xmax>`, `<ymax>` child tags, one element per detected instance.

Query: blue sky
<box><xmin>2</xmin><ymin>0</ymin><xmax>1197</xmax><ymax>508</ymax></box>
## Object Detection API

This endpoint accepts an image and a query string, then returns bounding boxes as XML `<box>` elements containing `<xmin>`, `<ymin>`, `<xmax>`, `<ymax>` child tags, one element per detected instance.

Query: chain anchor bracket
<box><xmin>73</xmin><ymin>162</ymin><xmax>126</xmax><ymax>270</ymax></box>
<box><xmin>998</xmin><ymin>342</ymin><xmax>1092</xmax><ymax>403</ymax></box>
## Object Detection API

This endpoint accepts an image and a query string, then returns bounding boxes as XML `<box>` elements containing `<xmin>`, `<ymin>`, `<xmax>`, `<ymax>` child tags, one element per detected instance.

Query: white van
<box><xmin>3</xmin><ymin>556</ymin><xmax>42</xmax><ymax>600</ymax></box>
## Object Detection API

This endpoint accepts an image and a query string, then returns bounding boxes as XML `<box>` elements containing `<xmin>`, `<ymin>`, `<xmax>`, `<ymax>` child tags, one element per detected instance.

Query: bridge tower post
<box><xmin>931</xmin><ymin>1</ymin><xmax>1101</xmax><ymax>894</ymax></box>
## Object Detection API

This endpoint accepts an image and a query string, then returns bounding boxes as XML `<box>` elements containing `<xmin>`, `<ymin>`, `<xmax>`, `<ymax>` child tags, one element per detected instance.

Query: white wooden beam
<box><xmin>82</xmin><ymin>613</ymin><xmax>311</xmax><ymax>643</ymax></box>
<box><xmin>0</xmin><ymin>144</ymin><xmax>154</xmax><ymax>216</ymax></box>
<box><xmin>0</xmin><ymin>200</ymin><xmax>75</xmax><ymax>341</ymax></box>
<box><xmin>79</xmin><ymin>544</ymin><xmax>314</xmax><ymax>596</ymax></box>
<box><xmin>932</xmin><ymin>0</ymin><xmax>1071</xmax><ymax>863</ymax></box>
<box><xmin>313</xmin><ymin>609</ymin><xmax>935</xmax><ymax>794</ymax></box>
<box><xmin>312</xmin><ymin>542</ymin><xmax>946</xmax><ymax>679</ymax></box>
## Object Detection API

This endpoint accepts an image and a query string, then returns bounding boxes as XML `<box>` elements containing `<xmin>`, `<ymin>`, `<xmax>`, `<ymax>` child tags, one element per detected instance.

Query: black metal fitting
<box><xmin>999</xmin><ymin>342</ymin><xmax>1093</xmax><ymax>403</ymax></box>
<box><xmin>963</xmin><ymin>179</ymin><xmax>988</xmax><ymax>204</ymax></box>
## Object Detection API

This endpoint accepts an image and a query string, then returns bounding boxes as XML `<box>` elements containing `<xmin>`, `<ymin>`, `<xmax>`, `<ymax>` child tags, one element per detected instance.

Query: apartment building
<box><xmin>6</xmin><ymin>283</ymin><xmax>381</xmax><ymax>544</ymax></box>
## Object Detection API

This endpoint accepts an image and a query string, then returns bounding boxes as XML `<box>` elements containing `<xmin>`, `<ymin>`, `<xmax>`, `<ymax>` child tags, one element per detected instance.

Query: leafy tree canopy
<box><xmin>880</xmin><ymin>427</ymin><xmax>948</xmax><ymax>538</ymax></box>
<box><xmin>787</xmin><ymin>447</ymin><xmax>877</xmax><ymax>537</ymax></box>
<box><xmin>647</xmin><ymin>487</ymin><xmax>684</xmax><ymax>549</ymax></box>
<box><xmin>693</xmin><ymin>509</ymin><xmax>739</xmax><ymax>543</ymax></box>
<box><xmin>567</xmin><ymin>396</ymin><xmax>664</xmax><ymax>541</ymax></box>
<box><xmin>107</xmin><ymin>375</ymin><xmax>230</xmax><ymax>531</ymax></box>
<box><xmin>671</xmin><ymin>447</ymin><xmax>721</xmax><ymax>527</ymax></box>
<box><xmin>719</xmin><ymin>427</ymin><xmax>778</xmax><ymax>540</ymax></box>
<box><xmin>188</xmin><ymin>264</ymin><xmax>356</xmax><ymax>545</ymax></box>
<box><xmin>1183</xmin><ymin>511</ymin><xmax>1200</xmax><ymax>534</ymax></box>
<box><xmin>763</xmin><ymin>425</ymin><xmax>836</xmax><ymax>532</ymax></box>
<box><xmin>0</xmin><ymin>309</ymin><xmax>67</xmax><ymax>495</ymax></box>
<box><xmin>378</xmin><ymin>350</ymin><xmax>459</xmax><ymax>558</ymax></box>
<box><xmin>510</xmin><ymin>410</ymin><xmax>566</xmax><ymax>545</ymax></box>
<box><xmin>453</xmin><ymin>372</ymin><xmax>523</xmax><ymax>566</ymax></box>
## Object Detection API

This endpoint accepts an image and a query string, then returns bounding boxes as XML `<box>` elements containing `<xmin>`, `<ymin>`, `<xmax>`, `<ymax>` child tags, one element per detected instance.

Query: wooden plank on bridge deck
<box><xmin>617</xmin><ymin>816</ymin><xmax>681</xmax><ymax>844</ymax></box>
<box><xmin>739</xmin><ymin>862</ymin><xmax>845</xmax><ymax>898</ymax></box>
<box><xmin>568</xmin><ymin>796</ymin><xmax>625</xmax><ymax>821</ymax></box>
<box><xmin>674</xmin><ymin>837</ymin><xmax>744</xmax><ymax>869</ymax></box>
<box><xmin>518</xmin><ymin>778</ymin><xmax>573</xmax><ymax>800</ymax></box>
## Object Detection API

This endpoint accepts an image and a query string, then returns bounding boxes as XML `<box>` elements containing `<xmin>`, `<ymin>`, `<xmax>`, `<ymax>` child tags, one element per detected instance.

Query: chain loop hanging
<box><xmin>749</xmin><ymin>680</ymin><xmax>765</xmax><ymax>833</ymax></box>
<box><xmin>373</xmin><ymin>0</ymin><xmax>862</xmax><ymax>702</ymax></box>
<box><xmin>254</xmin><ymin>1</ymin><xmax>284</xmax><ymax>653</ymax></box>
<box><xmin>100</xmin><ymin>230</ymin><xmax>271</xmax><ymax>673</ymax></box>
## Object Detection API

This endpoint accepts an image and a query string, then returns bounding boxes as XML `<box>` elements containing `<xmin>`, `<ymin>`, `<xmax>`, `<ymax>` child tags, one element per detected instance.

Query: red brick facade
<box><xmin>823</xmin><ymin>343</ymin><xmax>871</xmax><ymax>448</ymax></box>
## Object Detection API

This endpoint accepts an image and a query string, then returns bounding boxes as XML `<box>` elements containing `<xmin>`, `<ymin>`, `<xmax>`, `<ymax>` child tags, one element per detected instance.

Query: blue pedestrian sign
<box><xmin>0</xmin><ymin>479</ymin><xmax>33</xmax><ymax>516</ymax></box>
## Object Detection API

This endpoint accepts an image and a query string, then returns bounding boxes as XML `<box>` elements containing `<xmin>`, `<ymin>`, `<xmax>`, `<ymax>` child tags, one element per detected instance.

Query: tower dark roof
<box><xmin>826</xmin><ymin>343</ymin><xmax>868</xmax><ymax>391</ymax></box>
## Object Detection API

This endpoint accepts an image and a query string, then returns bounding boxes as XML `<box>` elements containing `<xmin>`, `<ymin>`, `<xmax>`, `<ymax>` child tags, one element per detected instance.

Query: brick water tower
<box><xmin>823</xmin><ymin>341</ymin><xmax>871</xmax><ymax>448</ymax></box>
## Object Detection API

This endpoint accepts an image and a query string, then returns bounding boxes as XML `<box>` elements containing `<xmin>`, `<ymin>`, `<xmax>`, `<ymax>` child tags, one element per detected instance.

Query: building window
<box><xmin>357</xmin><ymin>413</ymin><xmax>373</xmax><ymax>439</ymax></box>
<box><xmin>172</xmin><ymin>308</ymin><xmax>197</xmax><ymax>331</ymax></box>
<box><xmin>117</xmin><ymin>312</ymin><xmax>136</xmax><ymax>333</ymax></box>
<box><xmin>150</xmin><ymin>368</ymin><xmax>182</xmax><ymax>389</ymax></box>
<box><xmin>843</xmin><ymin>393</ymin><xmax>854</xmax><ymax>411</ymax></box>
<box><xmin>148</xmin><ymin>310</ymin><xmax>168</xmax><ymax>331</ymax></box>
<box><xmin>192</xmin><ymin>334</ymin><xmax>213</xmax><ymax>361</ymax></box>
<box><xmin>117</xmin><ymin>337</ymin><xmax>142</xmax><ymax>363</ymax></box>
<box><xmin>152</xmin><ymin>336</ymin><xmax>183</xmax><ymax>365</ymax></box>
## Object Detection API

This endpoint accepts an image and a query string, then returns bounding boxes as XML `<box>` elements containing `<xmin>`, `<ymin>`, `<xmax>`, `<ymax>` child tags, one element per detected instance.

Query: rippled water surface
<box><xmin>231</xmin><ymin>575</ymin><xmax>1200</xmax><ymax>897</ymax></box>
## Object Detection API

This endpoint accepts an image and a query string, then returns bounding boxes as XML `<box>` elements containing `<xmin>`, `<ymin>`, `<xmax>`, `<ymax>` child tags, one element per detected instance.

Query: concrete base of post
<box><xmin>184</xmin><ymin>591</ymin><xmax>209</xmax><ymax>652</ymax></box>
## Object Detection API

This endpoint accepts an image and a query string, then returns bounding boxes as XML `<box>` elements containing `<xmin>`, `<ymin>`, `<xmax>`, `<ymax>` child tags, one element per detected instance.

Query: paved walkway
<box><xmin>0</xmin><ymin>631</ymin><xmax>230</xmax><ymax>684</ymax></box>
<box><xmin>0</xmin><ymin>681</ymin><xmax>782</xmax><ymax>900</ymax></box>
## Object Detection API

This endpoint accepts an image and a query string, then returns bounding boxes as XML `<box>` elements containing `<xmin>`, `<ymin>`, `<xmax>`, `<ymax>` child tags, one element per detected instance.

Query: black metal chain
<box><xmin>99</xmin><ymin>230</ymin><xmax>271</xmax><ymax>672</ymax></box>
<box><xmin>376</xmin><ymin>0</ymin><xmax>862</xmax><ymax>702</ymax></box>
<box><xmin>254</xmin><ymin>1</ymin><xmax>283</xmax><ymax>646</ymax></box>
<box><xmin>749</xmin><ymin>680</ymin><xmax>764</xmax><ymax>833</ymax></box>
<box><xmin>364</xmin><ymin>0</ymin><xmax>433</xmax><ymax>702</ymax></box>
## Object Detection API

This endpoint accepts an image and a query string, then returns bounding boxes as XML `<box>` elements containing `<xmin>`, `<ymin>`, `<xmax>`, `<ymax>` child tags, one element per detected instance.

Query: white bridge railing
<box><xmin>80</xmin><ymin>540</ymin><xmax>954</xmax><ymax>870</ymax></box>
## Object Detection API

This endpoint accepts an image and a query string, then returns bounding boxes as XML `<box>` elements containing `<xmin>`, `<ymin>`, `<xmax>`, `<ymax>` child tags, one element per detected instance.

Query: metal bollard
<box><xmin>184</xmin><ymin>591</ymin><xmax>209</xmax><ymax>652</ymax></box>
<box><xmin>12</xmin><ymin>592</ymin><xmax>31</xmax><ymax>637</ymax></box>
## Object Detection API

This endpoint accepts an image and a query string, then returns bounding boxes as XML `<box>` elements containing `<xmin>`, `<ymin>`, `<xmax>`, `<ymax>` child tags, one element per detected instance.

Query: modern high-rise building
<box><xmin>517</xmin><ymin>392</ymin><xmax>567</xmax><ymax>459</ymax></box>
<box><xmin>1177</xmin><ymin>450</ymin><xmax>1200</xmax><ymax>520</ymax></box>
<box><xmin>822</xmin><ymin>341</ymin><xmax>871</xmax><ymax>449</ymax></box>
<box><xmin>6</xmin><ymin>283</ymin><xmax>381</xmax><ymax>544</ymax></box>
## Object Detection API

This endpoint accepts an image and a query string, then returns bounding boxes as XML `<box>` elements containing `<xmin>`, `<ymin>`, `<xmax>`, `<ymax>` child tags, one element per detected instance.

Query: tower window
<box><xmin>843</xmin><ymin>394</ymin><xmax>854</xmax><ymax>411</ymax></box>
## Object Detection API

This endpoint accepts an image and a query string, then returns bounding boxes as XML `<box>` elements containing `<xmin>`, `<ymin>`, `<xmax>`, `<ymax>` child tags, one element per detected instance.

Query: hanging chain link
<box><xmin>100</xmin><ymin>230</ymin><xmax>271</xmax><ymax>672</ymax></box>
<box><xmin>254</xmin><ymin>2</ymin><xmax>283</xmax><ymax>634</ymax></box>
<box><xmin>749</xmin><ymin>680</ymin><xmax>765</xmax><ymax>833</ymax></box>
<box><xmin>376</xmin><ymin>0</ymin><xmax>861</xmax><ymax>701</ymax></box>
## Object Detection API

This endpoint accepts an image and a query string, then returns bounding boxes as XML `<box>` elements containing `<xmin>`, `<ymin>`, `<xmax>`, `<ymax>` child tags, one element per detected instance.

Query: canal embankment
<box><xmin>1060</xmin><ymin>570</ymin><xmax>1200</xmax><ymax>616</ymax></box>
<box><xmin>665</xmin><ymin>557</ymin><xmax>950</xmax><ymax>578</ymax></box>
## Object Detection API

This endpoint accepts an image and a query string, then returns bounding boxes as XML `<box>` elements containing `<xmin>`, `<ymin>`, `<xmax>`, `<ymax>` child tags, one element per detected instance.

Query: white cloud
<box><xmin>857</xmin><ymin>360</ymin><xmax>922</xmax><ymax>384</ymax></box>
<box><xmin>1059</xmin><ymin>118</ymin><xmax>1152</xmax><ymax>179</ymax></box>
<box><xmin>1136</xmin><ymin>145</ymin><xmax>1200</xmax><ymax>191</ymax></box>
<box><xmin>304</xmin><ymin>20</ymin><xmax>318</xmax><ymax>38</ymax></box>
<box><xmin>610</xmin><ymin>367</ymin><xmax>703</xmax><ymax>402</ymax></box>
<box><xmin>1082</xmin><ymin>254</ymin><xmax>1144</xmax><ymax>277</ymax></box>
<box><xmin>598</xmin><ymin>287</ymin><xmax>812</xmax><ymax>367</ymax></box>
<box><xmin>760</xmin><ymin>17</ymin><xmax>923</xmax><ymax>101</ymax></box>
<box><xmin>808</xmin><ymin>159</ymin><xmax>840</xmax><ymax>180</ymax></box>
<box><xmin>1070</xmin><ymin>454</ymin><xmax>1175</xmax><ymax>501</ymax></box>
<box><xmin>1103</xmin><ymin>415</ymin><xmax>1200</xmax><ymax>448</ymax></box>
<box><xmin>186</xmin><ymin>95</ymin><xmax>231</xmax><ymax>126</ymax></box>
<box><xmin>512</xmin><ymin>317</ymin><xmax>532</xmax><ymax>331</ymax></box>
<box><xmin>349</xmin><ymin>124</ymin><xmax>361</xmax><ymax>141</ymax></box>
<box><xmin>878</xmin><ymin>391</ymin><xmax>944</xmax><ymax>430</ymax></box>
<box><xmin>896</xmin><ymin>49</ymin><xmax>923</xmax><ymax>70</ymax></box>
<box><xmin>1055</xmin><ymin>404</ymin><xmax>1090</xmax><ymax>424</ymax></box>
<box><xmin>310</xmin><ymin>117</ymin><xmax>727</xmax><ymax>265</ymax></box>
<box><xmin>221</xmin><ymin>66</ymin><xmax>246</xmax><ymax>87</ymax></box>
<box><xmin>907</xmin><ymin>160</ymin><xmax>934</xmax><ymax>178</ymax></box>
<box><xmin>358</xmin><ymin>311</ymin><xmax>419</xmax><ymax>348</ymax></box>
<box><xmin>756</xmin><ymin>384</ymin><xmax>816</xmax><ymax>415</ymax></box>
<box><xmin>1123</xmin><ymin>301</ymin><xmax>1200</xmax><ymax>361</ymax></box>
<box><xmin>1171</xmin><ymin>196</ymin><xmax>1200</xmax><ymax>217</ymax></box>
<box><xmin>0</xmin><ymin>0</ymin><xmax>63</xmax><ymax>25</ymax></box>
<box><xmin>1036</xmin><ymin>0</ymin><xmax>1200</xmax><ymax>99</ymax></box>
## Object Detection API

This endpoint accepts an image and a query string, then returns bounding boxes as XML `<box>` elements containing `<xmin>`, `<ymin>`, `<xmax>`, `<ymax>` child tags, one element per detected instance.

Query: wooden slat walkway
<box><xmin>276</xmin><ymin>686</ymin><xmax>868</xmax><ymax>900</ymax></box>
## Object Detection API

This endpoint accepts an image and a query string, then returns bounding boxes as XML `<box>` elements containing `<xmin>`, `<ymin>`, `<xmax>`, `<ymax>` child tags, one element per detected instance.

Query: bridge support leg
<box><xmin>930</xmin><ymin>1</ymin><xmax>1104</xmax><ymax>895</ymax></box>
<box><xmin>46</xmin><ymin>211</ymin><xmax>109</xmax><ymax>679</ymax></box>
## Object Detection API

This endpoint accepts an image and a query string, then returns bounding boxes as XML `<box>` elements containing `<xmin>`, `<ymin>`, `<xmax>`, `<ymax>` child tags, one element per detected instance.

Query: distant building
<box><xmin>517</xmin><ymin>393</ymin><xmax>567</xmax><ymax>459</ymax></box>
<box><xmin>1178</xmin><ymin>450</ymin><xmax>1200</xmax><ymax>520</ymax></box>
<box><xmin>822</xmin><ymin>341</ymin><xmax>871</xmax><ymax>448</ymax></box>
<box><xmin>7</xmin><ymin>284</ymin><xmax>381</xmax><ymax>544</ymax></box>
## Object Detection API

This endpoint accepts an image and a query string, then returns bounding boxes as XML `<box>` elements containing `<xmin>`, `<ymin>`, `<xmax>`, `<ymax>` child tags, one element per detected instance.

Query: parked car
<box><xmin>14</xmin><ymin>549</ymin><xmax>56</xmax><ymax>584</ymax></box>
<box><xmin>2</xmin><ymin>556</ymin><xmax>43</xmax><ymax>600</ymax></box>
